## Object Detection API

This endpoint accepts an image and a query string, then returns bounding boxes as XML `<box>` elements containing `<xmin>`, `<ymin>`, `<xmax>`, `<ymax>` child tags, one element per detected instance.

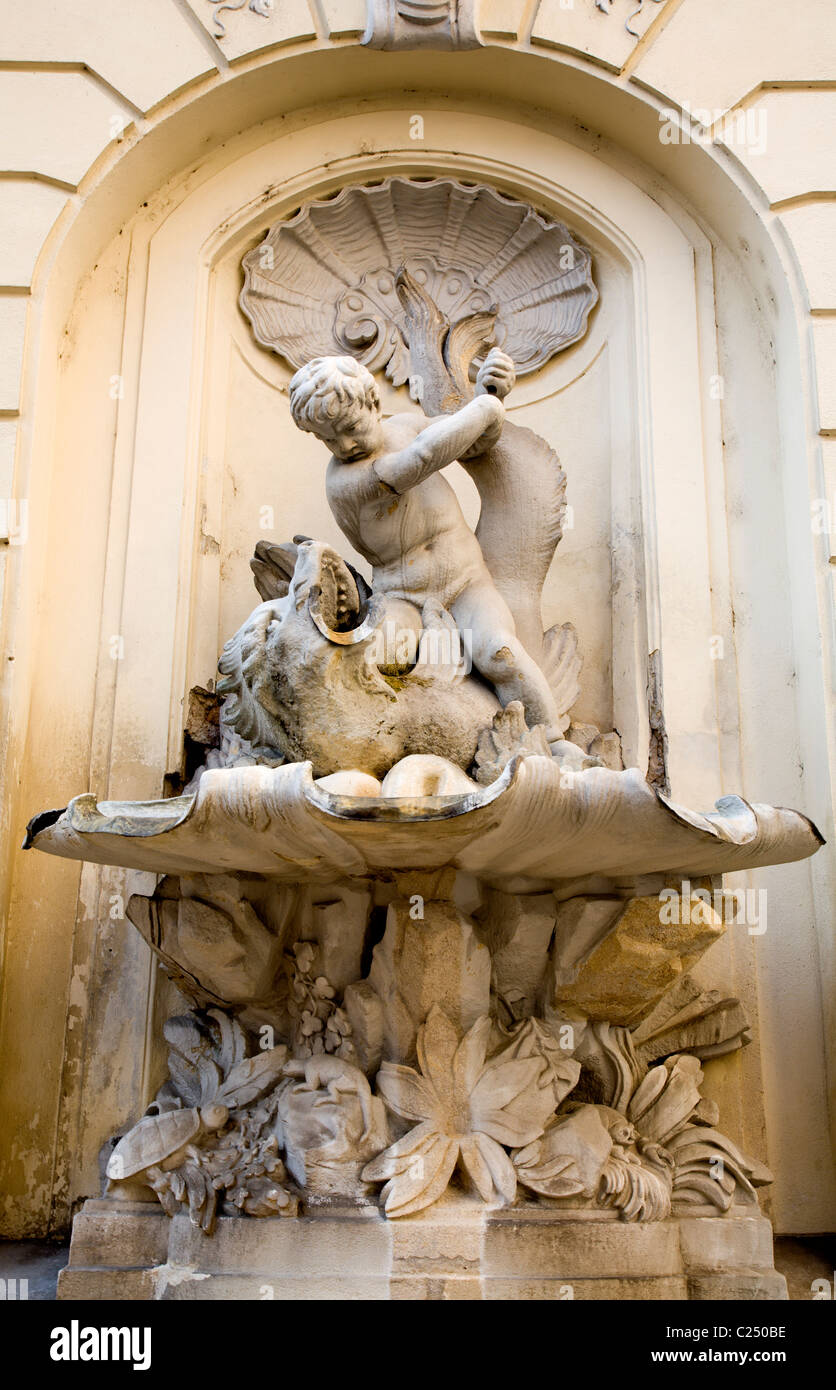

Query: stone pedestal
<box><xmin>57</xmin><ymin>1198</ymin><xmax>787</xmax><ymax>1301</ymax></box>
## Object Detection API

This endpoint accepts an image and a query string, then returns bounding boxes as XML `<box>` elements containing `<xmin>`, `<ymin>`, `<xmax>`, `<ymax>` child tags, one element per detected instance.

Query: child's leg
<box><xmin>451</xmin><ymin>583</ymin><xmax>563</xmax><ymax>740</ymax></box>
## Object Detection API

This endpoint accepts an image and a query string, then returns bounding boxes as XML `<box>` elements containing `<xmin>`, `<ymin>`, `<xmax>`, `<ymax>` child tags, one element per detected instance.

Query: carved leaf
<box><xmin>633</xmin><ymin>987</ymin><xmax>752</xmax><ymax>1066</ymax></box>
<box><xmin>634</xmin><ymin>1056</ymin><xmax>703</xmax><ymax>1144</ymax></box>
<box><xmin>471</xmin><ymin>1056</ymin><xmax>542</xmax><ymax>1115</ymax></box>
<box><xmin>497</xmin><ymin>1017</ymin><xmax>581</xmax><ymax>1107</ymax></box>
<box><xmin>514</xmin><ymin>1149</ymin><xmax>585</xmax><ymax>1199</ymax></box>
<box><xmin>626</xmin><ymin>1065</ymin><xmax>670</xmax><ymax>1126</ymax></box>
<box><xmin>416</xmin><ymin>1004</ymin><xmax>460</xmax><ymax>1103</ymax></box>
<box><xmin>362</xmin><ymin>1123</ymin><xmax>459</xmax><ymax>1218</ymax></box>
<box><xmin>471</xmin><ymin>1051</ymin><xmax>558</xmax><ymax>1147</ymax></box>
<box><xmin>460</xmin><ymin>1132</ymin><xmax>517</xmax><ymax>1205</ymax></box>
<box><xmin>541</xmin><ymin>623</ymin><xmax>582</xmax><ymax>729</ymax></box>
<box><xmin>451</xmin><ymin>1013</ymin><xmax>493</xmax><ymax>1096</ymax></box>
<box><xmin>376</xmin><ymin>1063</ymin><xmax>439</xmax><ymax>1125</ymax></box>
<box><xmin>671</xmin><ymin>1170</ymin><xmax>736</xmax><ymax>1208</ymax></box>
<box><xmin>167</xmin><ymin>1053</ymin><xmax>202</xmax><ymax>1109</ymax></box>
<box><xmin>208</xmin><ymin>1007</ymin><xmax>248</xmax><ymax>1073</ymax></box>
<box><xmin>215</xmin><ymin>1044</ymin><xmax>289</xmax><ymax>1109</ymax></box>
<box><xmin>197</xmin><ymin>1056</ymin><xmax>224</xmax><ymax>1108</ymax></box>
<box><xmin>107</xmin><ymin>1109</ymin><xmax>201</xmax><ymax>1180</ymax></box>
<box><xmin>470</xmin><ymin>1102</ymin><xmax>549</xmax><ymax>1149</ymax></box>
<box><xmin>472</xmin><ymin>701</ymin><xmax>552</xmax><ymax>786</ymax></box>
<box><xmin>667</xmin><ymin>1124</ymin><xmax>771</xmax><ymax>1209</ymax></box>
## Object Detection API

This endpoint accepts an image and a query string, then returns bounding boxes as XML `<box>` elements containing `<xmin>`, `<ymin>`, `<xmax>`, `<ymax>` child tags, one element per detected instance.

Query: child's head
<box><xmin>289</xmin><ymin>356</ymin><xmax>382</xmax><ymax>461</ymax></box>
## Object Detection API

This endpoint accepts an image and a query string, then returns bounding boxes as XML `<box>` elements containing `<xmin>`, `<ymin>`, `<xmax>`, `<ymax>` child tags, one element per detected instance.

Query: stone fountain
<box><xmin>28</xmin><ymin>178</ymin><xmax>823</xmax><ymax>1300</ymax></box>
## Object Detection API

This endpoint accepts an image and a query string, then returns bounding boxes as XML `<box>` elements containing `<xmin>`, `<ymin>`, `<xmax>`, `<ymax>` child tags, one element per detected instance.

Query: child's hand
<box><xmin>476</xmin><ymin>348</ymin><xmax>516</xmax><ymax>400</ymax></box>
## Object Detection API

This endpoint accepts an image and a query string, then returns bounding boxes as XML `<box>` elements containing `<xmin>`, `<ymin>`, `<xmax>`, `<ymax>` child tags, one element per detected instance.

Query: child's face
<box><xmin>315</xmin><ymin>401</ymin><xmax>383</xmax><ymax>462</ymax></box>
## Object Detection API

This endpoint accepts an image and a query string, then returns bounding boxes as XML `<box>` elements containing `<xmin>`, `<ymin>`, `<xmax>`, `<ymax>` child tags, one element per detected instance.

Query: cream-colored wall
<box><xmin>0</xmin><ymin>2</ymin><xmax>834</xmax><ymax>1236</ymax></box>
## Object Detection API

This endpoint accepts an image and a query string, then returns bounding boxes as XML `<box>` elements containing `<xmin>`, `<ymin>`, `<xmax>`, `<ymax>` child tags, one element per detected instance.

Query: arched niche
<box><xmin>92</xmin><ymin>109</ymin><xmax>727</xmax><ymax>800</ymax></box>
<box><xmin>2</xmin><ymin>53</ymin><xmax>832</xmax><ymax>1238</ymax></box>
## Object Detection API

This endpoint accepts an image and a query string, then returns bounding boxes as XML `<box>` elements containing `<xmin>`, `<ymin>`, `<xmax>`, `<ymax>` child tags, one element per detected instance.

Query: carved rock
<box><xmin>302</xmin><ymin>884</ymin><xmax>372</xmax><ymax>994</ymax></box>
<box><xmin>548</xmin><ymin>886</ymin><xmax>726</xmax><ymax>1026</ymax></box>
<box><xmin>368</xmin><ymin>898</ymin><xmax>492</xmax><ymax>1063</ymax></box>
<box><xmin>475</xmin><ymin>887</ymin><xmax>556</xmax><ymax>1020</ymax></box>
<box><xmin>276</xmin><ymin>1057</ymin><xmax>390</xmax><ymax>1197</ymax></box>
<box><xmin>126</xmin><ymin>874</ymin><xmax>290</xmax><ymax>1009</ymax></box>
<box><xmin>343</xmin><ymin>980</ymin><xmax>385</xmax><ymax>1076</ymax></box>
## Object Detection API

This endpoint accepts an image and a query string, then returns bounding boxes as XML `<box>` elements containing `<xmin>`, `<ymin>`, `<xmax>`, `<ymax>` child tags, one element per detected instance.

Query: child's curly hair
<box><xmin>289</xmin><ymin>356</ymin><xmax>380</xmax><ymax>432</ymax></box>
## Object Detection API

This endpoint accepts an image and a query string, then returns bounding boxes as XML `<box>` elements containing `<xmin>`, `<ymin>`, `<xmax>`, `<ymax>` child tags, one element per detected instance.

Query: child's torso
<box><xmin>326</xmin><ymin>444</ymin><xmax>487</xmax><ymax>606</ymax></box>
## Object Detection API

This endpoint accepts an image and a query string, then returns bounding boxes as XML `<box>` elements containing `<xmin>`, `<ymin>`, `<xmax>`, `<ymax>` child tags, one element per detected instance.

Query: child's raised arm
<box><xmin>374</xmin><ymin>395</ymin><xmax>504</xmax><ymax>494</ymax></box>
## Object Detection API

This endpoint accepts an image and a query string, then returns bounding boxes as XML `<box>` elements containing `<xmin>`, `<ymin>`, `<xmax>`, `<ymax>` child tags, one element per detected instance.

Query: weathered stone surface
<box><xmin>343</xmin><ymin>980</ymin><xmax>385</xmax><ymax>1076</ymax></box>
<box><xmin>241</xmin><ymin>178</ymin><xmax>596</xmax><ymax>383</ymax></box>
<box><xmin>29</xmin><ymin>760</ymin><xmax>823</xmax><ymax>886</ymax></box>
<box><xmin>363</xmin><ymin>0</ymin><xmax>482</xmax><ymax>50</ymax></box>
<box><xmin>304</xmin><ymin>884</ymin><xmax>372</xmax><ymax>994</ymax></box>
<box><xmin>182</xmin><ymin>0</ymin><xmax>315</xmax><ymax>62</ymax></box>
<box><xmin>126</xmin><ymin>874</ymin><xmax>285</xmax><ymax>1008</ymax></box>
<box><xmin>549</xmin><ymin>889</ymin><xmax>726</xmax><ymax>1026</ymax></box>
<box><xmin>551</xmin><ymin>896</ymin><xmax>626</xmax><ymax>983</ymax></box>
<box><xmin>18</xmin><ymin>73</ymin><xmax>831</xmax><ymax>1294</ymax></box>
<box><xmin>276</xmin><ymin>1057</ymin><xmax>389</xmax><ymax>1196</ymax></box>
<box><xmin>677</xmin><ymin>1214</ymin><xmax>775</xmax><ymax>1272</ymax></box>
<box><xmin>57</xmin><ymin>1201</ymin><xmax>788</xmax><ymax>1301</ymax></box>
<box><xmin>475</xmin><ymin>888</ymin><xmax>556</xmax><ymax>1018</ymax></box>
<box><xmin>633</xmin><ymin>986</ymin><xmax>752</xmax><ymax>1063</ymax></box>
<box><xmin>368</xmin><ymin>899</ymin><xmax>491</xmax><ymax>1063</ymax></box>
<box><xmin>687</xmin><ymin>1271</ymin><xmax>788</xmax><ymax>1300</ymax></box>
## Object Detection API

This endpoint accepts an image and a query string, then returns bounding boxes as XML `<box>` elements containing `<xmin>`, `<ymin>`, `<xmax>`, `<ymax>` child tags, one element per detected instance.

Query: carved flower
<box><xmin>627</xmin><ymin>1055</ymin><xmax>771</xmax><ymax>1211</ymax></box>
<box><xmin>362</xmin><ymin>1006</ymin><xmax>558</xmax><ymax>1217</ymax></box>
<box><xmin>514</xmin><ymin>1051</ymin><xmax>770</xmax><ymax>1221</ymax></box>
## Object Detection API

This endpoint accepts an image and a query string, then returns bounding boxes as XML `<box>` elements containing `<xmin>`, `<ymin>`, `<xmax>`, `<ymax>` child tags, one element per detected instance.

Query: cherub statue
<box><xmin>289</xmin><ymin>350</ymin><xmax>567</xmax><ymax>743</ymax></box>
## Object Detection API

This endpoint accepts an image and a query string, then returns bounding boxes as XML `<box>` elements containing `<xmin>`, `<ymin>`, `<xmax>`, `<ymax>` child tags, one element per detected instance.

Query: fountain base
<box><xmin>57</xmin><ymin>1197</ymin><xmax>787</xmax><ymax>1301</ymax></box>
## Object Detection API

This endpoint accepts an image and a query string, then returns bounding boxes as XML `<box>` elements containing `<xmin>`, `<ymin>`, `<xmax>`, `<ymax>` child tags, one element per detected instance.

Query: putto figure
<box><xmin>288</xmin><ymin>351</ymin><xmax>566</xmax><ymax>741</ymax></box>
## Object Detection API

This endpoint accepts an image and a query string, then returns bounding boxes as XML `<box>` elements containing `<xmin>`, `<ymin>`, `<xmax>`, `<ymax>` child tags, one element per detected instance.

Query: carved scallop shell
<box><xmin>240</xmin><ymin>177</ymin><xmax>598</xmax><ymax>381</ymax></box>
